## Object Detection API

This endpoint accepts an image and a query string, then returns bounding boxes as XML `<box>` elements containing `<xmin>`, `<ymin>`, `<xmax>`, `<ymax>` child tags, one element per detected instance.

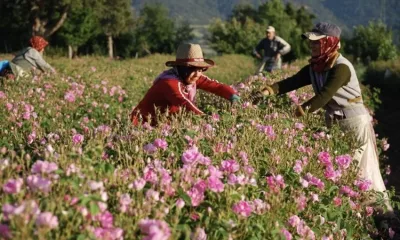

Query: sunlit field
<box><xmin>0</xmin><ymin>54</ymin><xmax>394</xmax><ymax>239</ymax></box>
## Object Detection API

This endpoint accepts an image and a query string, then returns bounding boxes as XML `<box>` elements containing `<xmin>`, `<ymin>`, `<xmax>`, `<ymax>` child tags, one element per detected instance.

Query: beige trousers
<box><xmin>329</xmin><ymin>114</ymin><xmax>393</xmax><ymax>211</ymax></box>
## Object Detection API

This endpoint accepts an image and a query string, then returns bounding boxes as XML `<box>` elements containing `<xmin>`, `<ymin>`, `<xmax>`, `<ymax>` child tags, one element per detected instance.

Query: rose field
<box><xmin>0</xmin><ymin>54</ymin><xmax>397</xmax><ymax>239</ymax></box>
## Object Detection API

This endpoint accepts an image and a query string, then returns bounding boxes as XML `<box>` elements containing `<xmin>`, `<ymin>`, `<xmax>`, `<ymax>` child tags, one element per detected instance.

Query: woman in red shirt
<box><xmin>131</xmin><ymin>43</ymin><xmax>240</xmax><ymax>126</ymax></box>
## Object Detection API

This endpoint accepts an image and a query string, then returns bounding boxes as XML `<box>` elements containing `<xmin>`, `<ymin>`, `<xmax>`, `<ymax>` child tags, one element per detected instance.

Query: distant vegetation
<box><xmin>0</xmin><ymin>0</ymin><xmax>398</xmax><ymax>62</ymax></box>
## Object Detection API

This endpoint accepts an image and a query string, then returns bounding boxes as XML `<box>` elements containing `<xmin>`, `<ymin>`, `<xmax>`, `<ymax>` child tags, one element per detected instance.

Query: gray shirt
<box><xmin>12</xmin><ymin>47</ymin><xmax>54</xmax><ymax>73</ymax></box>
<box><xmin>254</xmin><ymin>36</ymin><xmax>291</xmax><ymax>57</ymax></box>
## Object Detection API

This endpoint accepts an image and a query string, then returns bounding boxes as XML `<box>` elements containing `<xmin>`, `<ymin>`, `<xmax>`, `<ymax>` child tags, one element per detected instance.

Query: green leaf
<box><xmin>328</xmin><ymin>185</ymin><xmax>339</xmax><ymax>195</ymax></box>
<box><xmin>79</xmin><ymin>196</ymin><xmax>91</xmax><ymax>206</ymax></box>
<box><xmin>104</xmin><ymin>162</ymin><xmax>115</xmax><ymax>174</ymax></box>
<box><xmin>77</xmin><ymin>234</ymin><xmax>88</xmax><ymax>240</ymax></box>
<box><xmin>89</xmin><ymin>202</ymin><xmax>100</xmax><ymax>215</ymax></box>
<box><xmin>177</xmin><ymin>187</ymin><xmax>192</xmax><ymax>206</ymax></box>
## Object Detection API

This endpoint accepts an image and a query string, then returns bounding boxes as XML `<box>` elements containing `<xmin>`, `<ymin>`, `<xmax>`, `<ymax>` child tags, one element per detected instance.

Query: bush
<box><xmin>364</xmin><ymin>60</ymin><xmax>400</xmax><ymax>90</ymax></box>
<box><xmin>0</xmin><ymin>54</ymin><xmax>393</xmax><ymax>239</ymax></box>
<box><xmin>346</xmin><ymin>21</ymin><xmax>398</xmax><ymax>63</ymax></box>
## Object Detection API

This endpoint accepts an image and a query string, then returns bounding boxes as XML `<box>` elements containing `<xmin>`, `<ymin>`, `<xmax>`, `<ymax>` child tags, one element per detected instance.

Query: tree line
<box><xmin>0</xmin><ymin>0</ymin><xmax>397</xmax><ymax>62</ymax></box>
<box><xmin>0</xmin><ymin>0</ymin><xmax>193</xmax><ymax>59</ymax></box>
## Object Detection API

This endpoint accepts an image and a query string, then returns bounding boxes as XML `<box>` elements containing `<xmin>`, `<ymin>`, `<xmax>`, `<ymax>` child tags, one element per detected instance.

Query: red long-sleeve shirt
<box><xmin>131</xmin><ymin>75</ymin><xmax>235</xmax><ymax>126</ymax></box>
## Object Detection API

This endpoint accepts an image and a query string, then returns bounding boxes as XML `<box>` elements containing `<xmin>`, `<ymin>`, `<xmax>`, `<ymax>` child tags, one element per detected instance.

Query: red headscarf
<box><xmin>29</xmin><ymin>36</ymin><xmax>49</xmax><ymax>52</ymax></box>
<box><xmin>309</xmin><ymin>36</ymin><xmax>340</xmax><ymax>72</ymax></box>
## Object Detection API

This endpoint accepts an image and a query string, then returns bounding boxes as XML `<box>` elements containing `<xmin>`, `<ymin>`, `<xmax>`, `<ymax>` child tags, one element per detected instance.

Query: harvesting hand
<box><xmin>230</xmin><ymin>94</ymin><xmax>241</xmax><ymax>104</ymax></box>
<box><xmin>294</xmin><ymin>105</ymin><xmax>306</xmax><ymax>117</ymax></box>
<box><xmin>250</xmin><ymin>86</ymin><xmax>274</xmax><ymax>104</ymax></box>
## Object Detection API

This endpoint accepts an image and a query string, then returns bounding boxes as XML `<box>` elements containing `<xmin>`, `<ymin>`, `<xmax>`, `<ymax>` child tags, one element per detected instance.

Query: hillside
<box><xmin>132</xmin><ymin>0</ymin><xmax>400</xmax><ymax>38</ymax></box>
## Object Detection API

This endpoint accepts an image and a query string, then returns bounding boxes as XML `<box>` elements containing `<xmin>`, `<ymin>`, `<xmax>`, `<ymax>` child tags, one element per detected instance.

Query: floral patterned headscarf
<box><xmin>309</xmin><ymin>36</ymin><xmax>340</xmax><ymax>72</ymax></box>
<box><xmin>29</xmin><ymin>36</ymin><xmax>49</xmax><ymax>52</ymax></box>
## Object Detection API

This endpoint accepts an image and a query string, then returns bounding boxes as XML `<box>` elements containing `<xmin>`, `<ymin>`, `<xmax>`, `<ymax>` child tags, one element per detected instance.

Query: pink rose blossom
<box><xmin>88</xmin><ymin>180</ymin><xmax>104</xmax><ymax>191</ymax></box>
<box><xmin>365</xmin><ymin>206</ymin><xmax>374</xmax><ymax>217</ymax></box>
<box><xmin>36</xmin><ymin>212</ymin><xmax>58</xmax><ymax>229</ymax></box>
<box><xmin>139</xmin><ymin>219</ymin><xmax>171</xmax><ymax>240</ymax></box>
<box><xmin>31</xmin><ymin>160</ymin><xmax>58</xmax><ymax>174</ymax></box>
<box><xmin>389</xmin><ymin>228</ymin><xmax>395</xmax><ymax>239</ymax></box>
<box><xmin>182</xmin><ymin>146</ymin><xmax>201</xmax><ymax>165</ymax></box>
<box><xmin>220</xmin><ymin>159</ymin><xmax>240</xmax><ymax>173</ymax></box>
<box><xmin>232</xmin><ymin>200</ymin><xmax>253</xmax><ymax>217</ymax></box>
<box><xmin>176</xmin><ymin>198</ymin><xmax>185</xmax><ymax>209</ymax></box>
<box><xmin>187</xmin><ymin>186</ymin><xmax>205</xmax><ymax>207</ymax></box>
<box><xmin>119</xmin><ymin>194</ymin><xmax>132</xmax><ymax>213</ymax></box>
<box><xmin>304</xmin><ymin>173</ymin><xmax>325</xmax><ymax>190</ymax></box>
<box><xmin>96</xmin><ymin>211</ymin><xmax>113</xmax><ymax>228</ymax></box>
<box><xmin>3</xmin><ymin>178</ymin><xmax>23</xmax><ymax>194</ymax></box>
<box><xmin>293</xmin><ymin>160</ymin><xmax>303</xmax><ymax>174</ymax></box>
<box><xmin>27</xmin><ymin>131</ymin><xmax>36</xmax><ymax>144</ymax></box>
<box><xmin>324</xmin><ymin>166</ymin><xmax>342</xmax><ymax>182</ymax></box>
<box><xmin>318</xmin><ymin>151</ymin><xmax>332</xmax><ymax>167</ymax></box>
<box><xmin>266</xmin><ymin>175</ymin><xmax>286</xmax><ymax>193</ymax></box>
<box><xmin>296</xmin><ymin>195</ymin><xmax>307</xmax><ymax>211</ymax></box>
<box><xmin>288</xmin><ymin>215</ymin><xmax>301</xmax><ymax>227</ymax></box>
<box><xmin>335</xmin><ymin>154</ymin><xmax>352</xmax><ymax>169</ymax></box>
<box><xmin>281</xmin><ymin>228</ymin><xmax>293</xmax><ymax>240</ymax></box>
<box><xmin>239</xmin><ymin>151</ymin><xmax>248</xmax><ymax>165</ymax></box>
<box><xmin>133</xmin><ymin>178</ymin><xmax>146</xmax><ymax>190</ymax></box>
<box><xmin>64</xmin><ymin>91</ymin><xmax>76</xmax><ymax>102</ymax></box>
<box><xmin>143</xmin><ymin>143</ymin><xmax>157</xmax><ymax>154</ymax></box>
<box><xmin>354</xmin><ymin>179</ymin><xmax>372</xmax><ymax>191</ymax></box>
<box><xmin>294</xmin><ymin>122</ymin><xmax>305</xmax><ymax>130</ymax></box>
<box><xmin>252</xmin><ymin>199</ymin><xmax>269</xmax><ymax>214</ymax></box>
<box><xmin>382</xmin><ymin>139</ymin><xmax>390</xmax><ymax>151</ymax></box>
<box><xmin>153</xmin><ymin>138</ymin><xmax>168</xmax><ymax>150</ymax></box>
<box><xmin>143</xmin><ymin>167</ymin><xmax>158</xmax><ymax>183</ymax></box>
<box><xmin>145</xmin><ymin>189</ymin><xmax>160</xmax><ymax>202</ymax></box>
<box><xmin>333</xmin><ymin>196</ymin><xmax>342</xmax><ymax>206</ymax></box>
<box><xmin>26</xmin><ymin>175</ymin><xmax>52</xmax><ymax>193</ymax></box>
<box><xmin>191</xmin><ymin>227</ymin><xmax>207</xmax><ymax>240</ymax></box>
<box><xmin>0</xmin><ymin>224</ymin><xmax>12</xmax><ymax>239</ymax></box>
<box><xmin>72</xmin><ymin>134</ymin><xmax>84</xmax><ymax>144</ymax></box>
<box><xmin>208</xmin><ymin>165</ymin><xmax>223</xmax><ymax>178</ymax></box>
<box><xmin>207</xmin><ymin>176</ymin><xmax>224</xmax><ymax>192</ymax></box>
<box><xmin>92</xmin><ymin>227</ymin><xmax>123</xmax><ymax>240</ymax></box>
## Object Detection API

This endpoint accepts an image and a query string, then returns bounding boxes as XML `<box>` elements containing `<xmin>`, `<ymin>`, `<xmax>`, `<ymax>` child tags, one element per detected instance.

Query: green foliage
<box><xmin>134</xmin><ymin>4</ymin><xmax>194</xmax><ymax>56</ymax></box>
<box><xmin>208</xmin><ymin>0</ymin><xmax>315</xmax><ymax>61</ymax></box>
<box><xmin>209</xmin><ymin>18</ymin><xmax>263</xmax><ymax>54</ymax></box>
<box><xmin>0</xmin><ymin>53</ymin><xmax>395</xmax><ymax>239</ymax></box>
<box><xmin>364</xmin><ymin>60</ymin><xmax>400</xmax><ymax>90</ymax></box>
<box><xmin>97</xmin><ymin>0</ymin><xmax>134</xmax><ymax>37</ymax></box>
<box><xmin>58</xmin><ymin>3</ymin><xmax>101</xmax><ymax>48</ymax></box>
<box><xmin>346</xmin><ymin>21</ymin><xmax>398</xmax><ymax>62</ymax></box>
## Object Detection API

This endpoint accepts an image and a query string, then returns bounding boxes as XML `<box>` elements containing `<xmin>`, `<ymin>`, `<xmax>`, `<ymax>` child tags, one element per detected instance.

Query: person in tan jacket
<box><xmin>253</xmin><ymin>26</ymin><xmax>291</xmax><ymax>74</ymax></box>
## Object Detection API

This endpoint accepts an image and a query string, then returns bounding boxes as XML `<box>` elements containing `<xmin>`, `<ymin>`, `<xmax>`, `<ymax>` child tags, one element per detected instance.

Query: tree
<box><xmin>58</xmin><ymin>1</ymin><xmax>101</xmax><ymax>58</ymax></box>
<box><xmin>0</xmin><ymin>0</ymin><xmax>81</xmax><ymax>52</ymax></box>
<box><xmin>97</xmin><ymin>0</ymin><xmax>134</xmax><ymax>59</ymax></box>
<box><xmin>229</xmin><ymin>4</ymin><xmax>258</xmax><ymax>24</ymax></box>
<box><xmin>134</xmin><ymin>4</ymin><xmax>194</xmax><ymax>56</ymax></box>
<box><xmin>30</xmin><ymin>0</ymin><xmax>72</xmax><ymax>37</ymax></box>
<box><xmin>349</xmin><ymin>21</ymin><xmax>398</xmax><ymax>62</ymax></box>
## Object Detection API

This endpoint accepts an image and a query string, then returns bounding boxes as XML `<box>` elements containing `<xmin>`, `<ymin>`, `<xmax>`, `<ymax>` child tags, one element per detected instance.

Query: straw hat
<box><xmin>165</xmin><ymin>43</ymin><xmax>214</xmax><ymax>68</ymax></box>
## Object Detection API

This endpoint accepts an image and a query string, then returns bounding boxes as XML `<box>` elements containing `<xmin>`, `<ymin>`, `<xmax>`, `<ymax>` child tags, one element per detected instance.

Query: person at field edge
<box><xmin>251</xmin><ymin>22</ymin><xmax>394</xmax><ymax>213</ymax></box>
<box><xmin>0</xmin><ymin>36</ymin><xmax>56</xmax><ymax>80</ymax></box>
<box><xmin>130</xmin><ymin>43</ymin><xmax>240</xmax><ymax>126</ymax></box>
<box><xmin>253</xmin><ymin>26</ymin><xmax>291</xmax><ymax>74</ymax></box>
